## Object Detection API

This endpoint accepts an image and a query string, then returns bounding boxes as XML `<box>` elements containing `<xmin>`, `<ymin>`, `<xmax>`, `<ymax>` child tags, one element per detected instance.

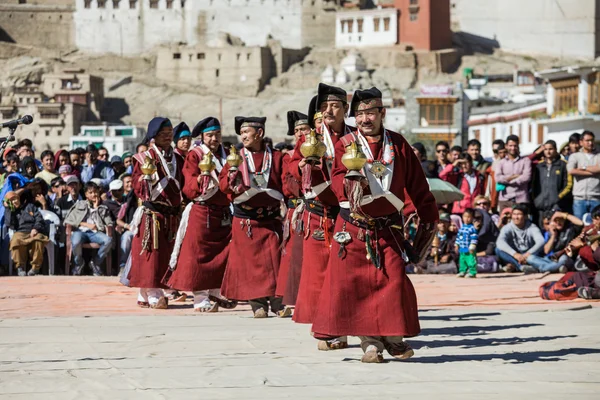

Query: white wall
<box><xmin>335</xmin><ymin>8</ymin><xmax>397</xmax><ymax>48</ymax></box>
<box><xmin>452</xmin><ymin>0</ymin><xmax>598</xmax><ymax>59</ymax></box>
<box><xmin>74</xmin><ymin>0</ymin><xmax>307</xmax><ymax>55</ymax></box>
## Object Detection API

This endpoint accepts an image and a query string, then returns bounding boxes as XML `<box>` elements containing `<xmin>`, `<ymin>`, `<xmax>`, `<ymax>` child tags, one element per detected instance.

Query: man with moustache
<box><xmin>167</xmin><ymin>117</ymin><xmax>236</xmax><ymax>312</ymax></box>
<box><xmin>311</xmin><ymin>87</ymin><xmax>438</xmax><ymax>363</ymax></box>
<box><xmin>127</xmin><ymin>117</ymin><xmax>184</xmax><ymax>309</ymax></box>
<box><xmin>275</xmin><ymin>111</ymin><xmax>310</xmax><ymax>313</ymax></box>
<box><xmin>289</xmin><ymin>84</ymin><xmax>356</xmax><ymax>351</ymax></box>
<box><xmin>218</xmin><ymin>116</ymin><xmax>287</xmax><ymax>318</ymax></box>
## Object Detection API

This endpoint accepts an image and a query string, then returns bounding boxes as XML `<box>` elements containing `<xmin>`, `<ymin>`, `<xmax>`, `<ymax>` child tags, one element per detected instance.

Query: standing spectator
<box><xmin>98</xmin><ymin>147</ymin><xmax>109</xmax><ymax>162</ymax></box>
<box><xmin>433</xmin><ymin>141</ymin><xmax>451</xmax><ymax>176</ymax></box>
<box><xmin>4</xmin><ymin>191</ymin><xmax>49</xmax><ymax>276</ymax></box>
<box><xmin>1</xmin><ymin>153</ymin><xmax>20</xmax><ymax>188</ymax></box>
<box><xmin>81</xmin><ymin>145</ymin><xmax>114</xmax><ymax>187</ymax></box>
<box><xmin>20</xmin><ymin>156</ymin><xmax>39</xmax><ymax>179</ymax></box>
<box><xmin>495</xmin><ymin>135</ymin><xmax>532</xmax><ymax>211</ymax></box>
<box><xmin>69</xmin><ymin>150</ymin><xmax>82</xmax><ymax>170</ymax></box>
<box><xmin>495</xmin><ymin>204</ymin><xmax>546</xmax><ymax>272</ymax></box>
<box><xmin>136</xmin><ymin>143</ymin><xmax>148</xmax><ymax>154</ymax></box>
<box><xmin>15</xmin><ymin>139</ymin><xmax>34</xmax><ymax>160</ymax></box>
<box><xmin>110</xmin><ymin>156</ymin><xmax>126</xmax><ymax>178</ymax></box>
<box><xmin>450</xmin><ymin>145</ymin><xmax>463</xmax><ymax>163</ymax></box>
<box><xmin>455</xmin><ymin>208</ymin><xmax>478</xmax><ymax>278</ymax></box>
<box><xmin>567</xmin><ymin>131</ymin><xmax>600</xmax><ymax>219</ymax></box>
<box><xmin>565</xmin><ymin>133</ymin><xmax>581</xmax><ymax>160</ymax></box>
<box><xmin>532</xmin><ymin>140</ymin><xmax>573</xmax><ymax>224</ymax></box>
<box><xmin>35</xmin><ymin>150</ymin><xmax>59</xmax><ymax>186</ymax></box>
<box><xmin>122</xmin><ymin>152</ymin><xmax>133</xmax><ymax>174</ymax></box>
<box><xmin>63</xmin><ymin>182</ymin><xmax>113</xmax><ymax>276</ymax></box>
<box><xmin>56</xmin><ymin>175</ymin><xmax>81</xmax><ymax>220</ymax></box>
<box><xmin>54</xmin><ymin>150</ymin><xmax>71</xmax><ymax>171</ymax></box>
<box><xmin>466</xmin><ymin>139</ymin><xmax>491</xmax><ymax>177</ymax></box>
<box><xmin>411</xmin><ymin>142</ymin><xmax>437</xmax><ymax>178</ymax></box>
<box><xmin>488</xmin><ymin>140</ymin><xmax>506</xmax><ymax>210</ymax></box>
<box><xmin>439</xmin><ymin>153</ymin><xmax>486</xmax><ymax>214</ymax></box>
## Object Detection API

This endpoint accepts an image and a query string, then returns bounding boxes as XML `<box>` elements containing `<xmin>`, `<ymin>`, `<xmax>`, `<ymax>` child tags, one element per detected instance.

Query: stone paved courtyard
<box><xmin>0</xmin><ymin>275</ymin><xmax>599</xmax><ymax>399</ymax></box>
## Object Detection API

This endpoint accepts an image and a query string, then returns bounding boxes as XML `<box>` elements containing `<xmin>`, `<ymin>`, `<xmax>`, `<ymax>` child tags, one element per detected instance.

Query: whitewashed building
<box><xmin>70</xmin><ymin>124</ymin><xmax>144</xmax><ymax>155</ymax></box>
<box><xmin>467</xmin><ymin>100</ymin><xmax>548</xmax><ymax>159</ymax></box>
<box><xmin>335</xmin><ymin>7</ymin><xmax>398</xmax><ymax>48</ymax></box>
<box><xmin>536</xmin><ymin>65</ymin><xmax>600</xmax><ymax>148</ymax></box>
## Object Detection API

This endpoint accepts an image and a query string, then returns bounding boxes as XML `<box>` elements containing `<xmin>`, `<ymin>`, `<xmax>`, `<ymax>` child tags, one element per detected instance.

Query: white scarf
<box><xmin>339</xmin><ymin>129</ymin><xmax>404</xmax><ymax>212</ymax></box>
<box><xmin>233</xmin><ymin>146</ymin><xmax>283</xmax><ymax>204</ymax></box>
<box><xmin>135</xmin><ymin>144</ymin><xmax>179</xmax><ymax>202</ymax></box>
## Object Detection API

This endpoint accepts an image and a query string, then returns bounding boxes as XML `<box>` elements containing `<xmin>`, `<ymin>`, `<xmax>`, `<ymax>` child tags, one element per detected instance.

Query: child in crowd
<box><xmin>455</xmin><ymin>208</ymin><xmax>479</xmax><ymax>278</ymax></box>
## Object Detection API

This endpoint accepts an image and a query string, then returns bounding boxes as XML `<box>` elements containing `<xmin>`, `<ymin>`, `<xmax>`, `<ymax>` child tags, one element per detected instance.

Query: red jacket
<box><xmin>439</xmin><ymin>164</ymin><xmax>485</xmax><ymax>214</ymax></box>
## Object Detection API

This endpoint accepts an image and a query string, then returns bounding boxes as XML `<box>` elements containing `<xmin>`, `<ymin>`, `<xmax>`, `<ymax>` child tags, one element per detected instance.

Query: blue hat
<box><xmin>192</xmin><ymin>117</ymin><xmax>221</xmax><ymax>138</ymax></box>
<box><xmin>173</xmin><ymin>122</ymin><xmax>191</xmax><ymax>142</ymax></box>
<box><xmin>144</xmin><ymin>117</ymin><xmax>172</xmax><ymax>144</ymax></box>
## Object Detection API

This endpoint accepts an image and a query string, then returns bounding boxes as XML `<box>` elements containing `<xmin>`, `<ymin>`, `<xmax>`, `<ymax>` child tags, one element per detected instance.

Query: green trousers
<box><xmin>459</xmin><ymin>252</ymin><xmax>477</xmax><ymax>276</ymax></box>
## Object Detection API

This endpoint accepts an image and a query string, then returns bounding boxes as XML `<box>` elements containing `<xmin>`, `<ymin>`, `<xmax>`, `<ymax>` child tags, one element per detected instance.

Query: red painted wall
<box><xmin>394</xmin><ymin>0</ymin><xmax>452</xmax><ymax>51</ymax></box>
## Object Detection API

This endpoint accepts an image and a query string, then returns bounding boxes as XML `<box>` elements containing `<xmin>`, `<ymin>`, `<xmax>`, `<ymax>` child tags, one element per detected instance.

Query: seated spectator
<box><xmin>455</xmin><ymin>208</ymin><xmax>478</xmax><ymax>278</ymax></box>
<box><xmin>122</xmin><ymin>152</ymin><xmax>133</xmax><ymax>173</ymax></box>
<box><xmin>418</xmin><ymin>212</ymin><xmax>457</xmax><ymax>274</ymax></box>
<box><xmin>35</xmin><ymin>150</ymin><xmax>59</xmax><ymax>186</ymax></box>
<box><xmin>103</xmin><ymin>180</ymin><xmax>125</xmax><ymax>220</ymax></box>
<box><xmin>110</xmin><ymin>156</ymin><xmax>126</xmax><ymax>178</ymax></box>
<box><xmin>4</xmin><ymin>191</ymin><xmax>49</xmax><ymax>276</ymax></box>
<box><xmin>117</xmin><ymin>190</ymin><xmax>138</xmax><ymax>275</ymax></box>
<box><xmin>56</xmin><ymin>175</ymin><xmax>82</xmax><ymax>220</ymax></box>
<box><xmin>15</xmin><ymin>139</ymin><xmax>34</xmax><ymax>160</ymax></box>
<box><xmin>69</xmin><ymin>150</ymin><xmax>83</xmax><ymax>177</ymax></box>
<box><xmin>541</xmin><ymin>210</ymin><xmax>583</xmax><ymax>273</ymax></box>
<box><xmin>532</xmin><ymin>140</ymin><xmax>572</xmax><ymax>225</ymax></box>
<box><xmin>473</xmin><ymin>210</ymin><xmax>499</xmax><ymax>273</ymax></box>
<box><xmin>49</xmin><ymin>177</ymin><xmax>66</xmax><ymax>204</ymax></box>
<box><xmin>98</xmin><ymin>146</ymin><xmax>109</xmax><ymax>162</ymax></box>
<box><xmin>64</xmin><ymin>182</ymin><xmax>113</xmax><ymax>276</ymax></box>
<box><xmin>121</xmin><ymin>173</ymin><xmax>133</xmax><ymax>196</ymax></box>
<box><xmin>497</xmin><ymin>207</ymin><xmax>512</xmax><ymax>230</ymax></box>
<box><xmin>439</xmin><ymin>153</ymin><xmax>485</xmax><ymax>214</ymax></box>
<box><xmin>81</xmin><ymin>145</ymin><xmax>114</xmax><ymax>187</ymax></box>
<box><xmin>20</xmin><ymin>156</ymin><xmax>39</xmax><ymax>180</ymax></box>
<box><xmin>58</xmin><ymin>165</ymin><xmax>73</xmax><ymax>178</ymax></box>
<box><xmin>1</xmin><ymin>153</ymin><xmax>20</xmax><ymax>188</ymax></box>
<box><xmin>495</xmin><ymin>204</ymin><xmax>546</xmax><ymax>273</ymax></box>
<box><xmin>90</xmin><ymin>178</ymin><xmax>109</xmax><ymax>201</ymax></box>
<box><xmin>54</xmin><ymin>149</ymin><xmax>71</xmax><ymax>170</ymax></box>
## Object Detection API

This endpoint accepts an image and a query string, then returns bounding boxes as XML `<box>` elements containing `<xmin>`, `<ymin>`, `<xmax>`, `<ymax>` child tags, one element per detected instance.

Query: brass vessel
<box><xmin>300</xmin><ymin>129</ymin><xmax>327</xmax><ymax>164</ymax></box>
<box><xmin>141</xmin><ymin>156</ymin><xmax>157</xmax><ymax>180</ymax></box>
<box><xmin>341</xmin><ymin>141</ymin><xmax>367</xmax><ymax>178</ymax></box>
<box><xmin>198</xmin><ymin>151</ymin><xmax>216</xmax><ymax>176</ymax></box>
<box><xmin>226</xmin><ymin>145</ymin><xmax>243</xmax><ymax>171</ymax></box>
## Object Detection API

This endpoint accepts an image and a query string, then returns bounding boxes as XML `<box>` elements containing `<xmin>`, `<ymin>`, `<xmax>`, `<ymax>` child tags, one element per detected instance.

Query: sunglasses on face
<box><xmin>476</xmin><ymin>202</ymin><xmax>489</xmax><ymax>206</ymax></box>
<box><xmin>436</xmin><ymin>149</ymin><xmax>448</xmax><ymax>153</ymax></box>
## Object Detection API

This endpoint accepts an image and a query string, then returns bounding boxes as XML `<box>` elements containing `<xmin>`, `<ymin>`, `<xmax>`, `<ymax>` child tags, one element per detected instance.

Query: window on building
<box><xmin>410</xmin><ymin>0</ymin><xmax>419</xmax><ymax>4</ymax></box>
<box><xmin>149</xmin><ymin>0</ymin><xmax>158</xmax><ymax>9</ymax></box>
<box><xmin>419</xmin><ymin>104</ymin><xmax>454</xmax><ymax>126</ymax></box>
<box><xmin>528</xmin><ymin>124</ymin><xmax>532</xmax><ymax>143</ymax></box>
<box><xmin>97</xmin><ymin>0</ymin><xmax>106</xmax><ymax>8</ymax></box>
<box><xmin>113</xmin><ymin>0</ymin><xmax>120</xmax><ymax>8</ymax></box>
<box><xmin>537</xmin><ymin>125</ymin><xmax>544</xmax><ymax>144</ymax></box>
<box><xmin>166</xmin><ymin>0</ymin><xmax>174</xmax><ymax>9</ymax></box>
<box><xmin>216</xmin><ymin>69</ymin><xmax>220</xmax><ymax>78</ymax></box>
<box><xmin>357</xmin><ymin>18</ymin><xmax>363</xmax><ymax>33</ymax></box>
<box><xmin>173</xmin><ymin>53</ymin><xmax>181</xmax><ymax>59</ymax></box>
<box><xmin>383</xmin><ymin>17</ymin><xmax>390</xmax><ymax>31</ymax></box>
<box><xmin>84</xmin><ymin>0</ymin><xmax>92</xmax><ymax>8</ymax></box>
<box><xmin>236</xmin><ymin>53</ymin><xmax>241</xmax><ymax>61</ymax></box>
<box><xmin>347</xmin><ymin>19</ymin><xmax>354</xmax><ymax>33</ymax></box>
<box><xmin>588</xmin><ymin>72</ymin><xmax>600</xmax><ymax>114</ymax></box>
<box><xmin>373</xmin><ymin>17</ymin><xmax>380</xmax><ymax>32</ymax></box>
<box><xmin>181</xmin><ymin>0</ymin><xmax>186</xmax><ymax>7</ymax></box>
<box><xmin>218</xmin><ymin>54</ymin><xmax>222</xmax><ymax>61</ymax></box>
<box><xmin>247</xmin><ymin>53</ymin><xmax>251</xmax><ymax>61</ymax></box>
<box><xmin>409</xmin><ymin>12</ymin><xmax>418</xmax><ymax>21</ymax></box>
<box><xmin>45</xmin><ymin>130</ymin><xmax>50</xmax><ymax>137</ymax></box>
<box><xmin>197</xmin><ymin>53</ymin><xmax>205</xmax><ymax>60</ymax></box>
<box><xmin>129</xmin><ymin>0</ymin><xmax>136</xmax><ymax>9</ymax></box>
<box><xmin>57</xmin><ymin>130</ymin><xmax>62</xmax><ymax>136</ymax></box>
<box><xmin>491</xmin><ymin>127</ymin><xmax>496</xmax><ymax>140</ymax></box>
<box><xmin>473</xmin><ymin>129</ymin><xmax>480</xmax><ymax>141</ymax></box>
<box><xmin>552</xmin><ymin>78</ymin><xmax>579</xmax><ymax>114</ymax></box>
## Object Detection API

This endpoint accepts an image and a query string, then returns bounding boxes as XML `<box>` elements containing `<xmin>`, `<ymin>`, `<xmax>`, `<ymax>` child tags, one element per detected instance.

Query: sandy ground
<box><xmin>0</xmin><ymin>275</ymin><xmax>599</xmax><ymax>399</ymax></box>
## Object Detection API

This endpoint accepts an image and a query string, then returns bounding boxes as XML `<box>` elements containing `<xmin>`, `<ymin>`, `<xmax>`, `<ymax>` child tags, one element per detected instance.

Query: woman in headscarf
<box><xmin>20</xmin><ymin>157</ymin><xmax>39</xmax><ymax>180</ymax></box>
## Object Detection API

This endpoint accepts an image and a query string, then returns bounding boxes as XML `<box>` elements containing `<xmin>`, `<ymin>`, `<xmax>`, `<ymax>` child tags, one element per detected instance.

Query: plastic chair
<box><xmin>582</xmin><ymin>213</ymin><xmax>592</xmax><ymax>226</ymax></box>
<box><xmin>65</xmin><ymin>224</ymin><xmax>114</xmax><ymax>276</ymax></box>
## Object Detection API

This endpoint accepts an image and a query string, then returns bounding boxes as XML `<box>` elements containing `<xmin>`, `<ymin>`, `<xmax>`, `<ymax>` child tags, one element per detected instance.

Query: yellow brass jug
<box><xmin>198</xmin><ymin>151</ymin><xmax>216</xmax><ymax>176</ymax></box>
<box><xmin>300</xmin><ymin>129</ymin><xmax>327</xmax><ymax>164</ymax></box>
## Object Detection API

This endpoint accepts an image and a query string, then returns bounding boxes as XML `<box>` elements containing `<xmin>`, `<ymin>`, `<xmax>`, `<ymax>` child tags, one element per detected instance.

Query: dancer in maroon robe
<box><xmin>167</xmin><ymin>117</ymin><xmax>237</xmax><ymax>312</ymax></box>
<box><xmin>275</xmin><ymin>111</ymin><xmax>309</xmax><ymax>311</ymax></box>
<box><xmin>218</xmin><ymin>116</ymin><xmax>287</xmax><ymax>318</ymax></box>
<box><xmin>311</xmin><ymin>87</ymin><xmax>438</xmax><ymax>363</ymax></box>
<box><xmin>289</xmin><ymin>85</ymin><xmax>356</xmax><ymax>351</ymax></box>
<box><xmin>128</xmin><ymin>117</ymin><xmax>184</xmax><ymax>309</ymax></box>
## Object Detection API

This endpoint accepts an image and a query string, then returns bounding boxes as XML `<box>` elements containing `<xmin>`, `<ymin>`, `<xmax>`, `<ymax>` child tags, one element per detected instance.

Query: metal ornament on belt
<box><xmin>254</xmin><ymin>173</ymin><xmax>267</xmax><ymax>188</ymax></box>
<box><xmin>370</xmin><ymin>161</ymin><xmax>387</xmax><ymax>179</ymax></box>
<box><xmin>166</xmin><ymin>161</ymin><xmax>175</xmax><ymax>176</ymax></box>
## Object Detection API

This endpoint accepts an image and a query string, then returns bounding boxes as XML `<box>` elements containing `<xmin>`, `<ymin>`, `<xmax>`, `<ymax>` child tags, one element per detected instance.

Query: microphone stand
<box><xmin>0</xmin><ymin>124</ymin><xmax>17</xmax><ymax>164</ymax></box>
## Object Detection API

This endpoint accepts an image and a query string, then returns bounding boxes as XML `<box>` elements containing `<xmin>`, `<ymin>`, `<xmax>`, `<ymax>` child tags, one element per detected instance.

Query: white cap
<box><xmin>90</xmin><ymin>178</ymin><xmax>104</xmax><ymax>187</ymax></box>
<box><xmin>109</xmin><ymin>179</ymin><xmax>123</xmax><ymax>191</ymax></box>
<box><xmin>65</xmin><ymin>175</ymin><xmax>79</xmax><ymax>185</ymax></box>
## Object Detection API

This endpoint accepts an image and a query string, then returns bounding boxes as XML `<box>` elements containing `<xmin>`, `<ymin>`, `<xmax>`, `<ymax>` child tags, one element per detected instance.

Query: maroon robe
<box><xmin>217</xmin><ymin>145</ymin><xmax>284</xmax><ymax>301</ymax></box>
<box><xmin>288</xmin><ymin>127</ymin><xmax>351</xmax><ymax>323</ymax></box>
<box><xmin>166</xmin><ymin>146</ymin><xmax>231</xmax><ymax>292</ymax></box>
<box><xmin>311</xmin><ymin>130</ymin><xmax>438</xmax><ymax>338</ymax></box>
<box><xmin>275</xmin><ymin>152</ymin><xmax>304</xmax><ymax>304</ymax></box>
<box><xmin>128</xmin><ymin>147</ymin><xmax>183</xmax><ymax>289</ymax></box>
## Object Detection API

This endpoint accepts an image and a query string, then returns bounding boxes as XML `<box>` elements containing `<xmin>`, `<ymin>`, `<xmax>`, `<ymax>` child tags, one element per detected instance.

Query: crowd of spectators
<box><xmin>1</xmin><ymin>130</ymin><xmax>599</xmax><ymax>298</ymax></box>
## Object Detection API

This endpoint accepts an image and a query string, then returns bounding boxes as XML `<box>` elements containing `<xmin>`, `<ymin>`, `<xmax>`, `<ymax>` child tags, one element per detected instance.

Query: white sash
<box><xmin>191</xmin><ymin>144</ymin><xmax>226</xmax><ymax>202</ymax></box>
<box><xmin>234</xmin><ymin>147</ymin><xmax>283</xmax><ymax>204</ymax></box>
<box><xmin>339</xmin><ymin>130</ymin><xmax>404</xmax><ymax>212</ymax></box>
<box><xmin>134</xmin><ymin>145</ymin><xmax>179</xmax><ymax>202</ymax></box>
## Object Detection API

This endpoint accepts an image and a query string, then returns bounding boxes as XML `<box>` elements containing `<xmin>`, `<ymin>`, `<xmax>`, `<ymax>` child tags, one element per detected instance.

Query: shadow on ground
<box><xmin>411</xmin><ymin>335</ymin><xmax>577</xmax><ymax>349</ymax></box>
